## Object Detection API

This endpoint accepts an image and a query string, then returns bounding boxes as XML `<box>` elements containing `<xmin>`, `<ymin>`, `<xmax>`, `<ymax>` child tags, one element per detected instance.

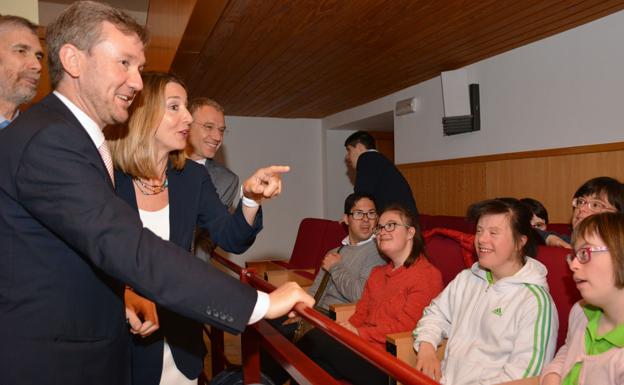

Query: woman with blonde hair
<box><xmin>107</xmin><ymin>72</ymin><xmax>282</xmax><ymax>385</ymax></box>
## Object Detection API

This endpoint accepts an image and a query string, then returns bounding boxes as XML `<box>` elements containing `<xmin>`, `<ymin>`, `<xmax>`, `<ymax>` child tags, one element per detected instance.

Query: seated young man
<box><xmin>262</xmin><ymin>193</ymin><xmax>385</xmax><ymax>382</ymax></box>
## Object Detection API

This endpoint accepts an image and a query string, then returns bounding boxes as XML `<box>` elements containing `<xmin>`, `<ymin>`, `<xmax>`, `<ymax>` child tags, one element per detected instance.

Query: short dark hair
<box><xmin>573</xmin><ymin>177</ymin><xmax>624</xmax><ymax>213</ymax></box>
<box><xmin>343</xmin><ymin>193</ymin><xmax>376</xmax><ymax>214</ymax></box>
<box><xmin>0</xmin><ymin>15</ymin><xmax>38</xmax><ymax>35</ymax></box>
<box><xmin>344</xmin><ymin>130</ymin><xmax>376</xmax><ymax>149</ymax></box>
<box><xmin>572</xmin><ymin>212</ymin><xmax>624</xmax><ymax>289</ymax></box>
<box><xmin>188</xmin><ymin>97</ymin><xmax>224</xmax><ymax>115</ymax></box>
<box><xmin>520</xmin><ymin>198</ymin><xmax>549</xmax><ymax>224</ymax></box>
<box><xmin>379</xmin><ymin>203</ymin><xmax>425</xmax><ymax>268</ymax></box>
<box><xmin>46</xmin><ymin>1</ymin><xmax>149</xmax><ymax>88</ymax></box>
<box><xmin>467</xmin><ymin>197</ymin><xmax>537</xmax><ymax>259</ymax></box>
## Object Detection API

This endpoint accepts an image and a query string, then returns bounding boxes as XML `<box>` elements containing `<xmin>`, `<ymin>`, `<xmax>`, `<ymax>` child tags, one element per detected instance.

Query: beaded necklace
<box><xmin>133</xmin><ymin>169</ymin><xmax>168</xmax><ymax>195</ymax></box>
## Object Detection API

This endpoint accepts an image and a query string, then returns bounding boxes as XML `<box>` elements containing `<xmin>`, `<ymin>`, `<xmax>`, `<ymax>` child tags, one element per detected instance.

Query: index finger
<box><xmin>261</xmin><ymin>165</ymin><xmax>290</xmax><ymax>175</ymax></box>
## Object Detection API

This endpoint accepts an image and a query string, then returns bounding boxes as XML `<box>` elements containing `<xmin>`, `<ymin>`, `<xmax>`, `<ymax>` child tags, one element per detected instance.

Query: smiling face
<box><xmin>73</xmin><ymin>21</ymin><xmax>145</xmax><ymax>127</ymax></box>
<box><xmin>153</xmin><ymin>82</ymin><xmax>192</xmax><ymax>156</ymax></box>
<box><xmin>0</xmin><ymin>25</ymin><xmax>42</xmax><ymax>116</ymax></box>
<box><xmin>475</xmin><ymin>213</ymin><xmax>526</xmax><ymax>281</ymax></box>
<box><xmin>376</xmin><ymin>210</ymin><xmax>415</xmax><ymax>266</ymax></box>
<box><xmin>344</xmin><ymin>197</ymin><xmax>377</xmax><ymax>244</ymax></box>
<box><xmin>570</xmin><ymin>231</ymin><xmax>618</xmax><ymax>309</ymax></box>
<box><xmin>187</xmin><ymin>105</ymin><xmax>226</xmax><ymax>160</ymax></box>
<box><xmin>572</xmin><ymin>193</ymin><xmax>617</xmax><ymax>229</ymax></box>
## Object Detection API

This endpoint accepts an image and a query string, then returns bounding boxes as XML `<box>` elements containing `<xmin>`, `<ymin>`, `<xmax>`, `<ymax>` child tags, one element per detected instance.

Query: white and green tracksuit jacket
<box><xmin>413</xmin><ymin>257</ymin><xmax>558</xmax><ymax>385</ymax></box>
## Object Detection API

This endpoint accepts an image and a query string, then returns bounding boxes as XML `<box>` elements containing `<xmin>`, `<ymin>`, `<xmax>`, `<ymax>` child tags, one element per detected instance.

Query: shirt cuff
<box><xmin>240</xmin><ymin>185</ymin><xmax>260</xmax><ymax>208</ymax></box>
<box><xmin>248</xmin><ymin>290</ymin><xmax>270</xmax><ymax>324</ymax></box>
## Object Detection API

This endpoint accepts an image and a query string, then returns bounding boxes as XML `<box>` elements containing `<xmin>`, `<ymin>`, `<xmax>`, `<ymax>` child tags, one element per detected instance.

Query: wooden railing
<box><xmin>210</xmin><ymin>252</ymin><xmax>441</xmax><ymax>385</ymax></box>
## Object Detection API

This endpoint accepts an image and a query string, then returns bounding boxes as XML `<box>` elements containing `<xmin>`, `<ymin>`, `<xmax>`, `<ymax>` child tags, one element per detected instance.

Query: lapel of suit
<box><xmin>167</xmin><ymin>163</ymin><xmax>187</xmax><ymax>246</ymax></box>
<box><xmin>42</xmin><ymin>94</ymin><xmax>114</xmax><ymax>189</ymax></box>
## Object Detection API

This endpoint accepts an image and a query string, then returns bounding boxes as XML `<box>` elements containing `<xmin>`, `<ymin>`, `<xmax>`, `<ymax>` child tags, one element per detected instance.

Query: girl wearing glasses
<box><xmin>541</xmin><ymin>212</ymin><xmax>624</xmax><ymax>385</ymax></box>
<box><xmin>542</xmin><ymin>177</ymin><xmax>624</xmax><ymax>249</ymax></box>
<box><xmin>413</xmin><ymin>198</ymin><xmax>558</xmax><ymax>385</ymax></box>
<box><xmin>296</xmin><ymin>204</ymin><xmax>443</xmax><ymax>385</ymax></box>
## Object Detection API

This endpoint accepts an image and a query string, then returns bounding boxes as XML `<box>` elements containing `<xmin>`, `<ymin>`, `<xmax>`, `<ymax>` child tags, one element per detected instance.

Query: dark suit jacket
<box><xmin>115</xmin><ymin>163</ymin><xmax>260</xmax><ymax>384</ymax></box>
<box><xmin>0</xmin><ymin>94</ymin><xmax>259</xmax><ymax>385</ymax></box>
<box><xmin>354</xmin><ymin>151</ymin><xmax>419</xmax><ymax>218</ymax></box>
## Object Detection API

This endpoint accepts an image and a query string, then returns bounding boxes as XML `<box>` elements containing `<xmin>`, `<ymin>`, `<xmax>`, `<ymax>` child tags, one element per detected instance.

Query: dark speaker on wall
<box><xmin>443</xmin><ymin>83</ymin><xmax>480</xmax><ymax>136</ymax></box>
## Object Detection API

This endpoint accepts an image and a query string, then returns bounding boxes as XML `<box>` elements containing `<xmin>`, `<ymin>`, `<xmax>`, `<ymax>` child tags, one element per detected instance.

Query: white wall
<box><xmin>324</xmin><ymin>10</ymin><xmax>624</xmax><ymax>165</ymax></box>
<box><xmin>324</xmin><ymin>129</ymin><xmax>357</xmax><ymax>220</ymax></box>
<box><xmin>219</xmin><ymin>116</ymin><xmax>324</xmax><ymax>265</ymax></box>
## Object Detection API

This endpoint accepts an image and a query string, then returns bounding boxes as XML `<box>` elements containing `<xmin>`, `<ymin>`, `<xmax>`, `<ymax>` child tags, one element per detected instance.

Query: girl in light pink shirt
<box><xmin>541</xmin><ymin>212</ymin><xmax>624</xmax><ymax>385</ymax></box>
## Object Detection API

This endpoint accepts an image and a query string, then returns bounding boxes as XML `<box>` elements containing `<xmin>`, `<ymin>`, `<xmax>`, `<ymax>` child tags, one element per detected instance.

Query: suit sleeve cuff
<box><xmin>247</xmin><ymin>290</ymin><xmax>270</xmax><ymax>324</ymax></box>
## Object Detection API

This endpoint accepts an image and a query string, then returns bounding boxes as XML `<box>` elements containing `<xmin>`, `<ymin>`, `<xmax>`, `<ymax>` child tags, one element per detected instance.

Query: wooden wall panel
<box><xmin>399</xmin><ymin>143</ymin><xmax>624</xmax><ymax>223</ymax></box>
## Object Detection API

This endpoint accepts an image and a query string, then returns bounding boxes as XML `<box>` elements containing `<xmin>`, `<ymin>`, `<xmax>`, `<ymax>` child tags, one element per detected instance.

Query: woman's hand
<box><xmin>415</xmin><ymin>342</ymin><xmax>442</xmax><ymax>381</ymax></box>
<box><xmin>545</xmin><ymin>234</ymin><xmax>571</xmax><ymax>249</ymax></box>
<box><xmin>125</xmin><ymin>287</ymin><xmax>160</xmax><ymax>338</ymax></box>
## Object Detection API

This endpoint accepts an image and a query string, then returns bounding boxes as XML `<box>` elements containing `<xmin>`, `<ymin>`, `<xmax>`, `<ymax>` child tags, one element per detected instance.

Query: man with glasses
<box><xmin>186</xmin><ymin>98</ymin><xmax>239</xmax><ymax>257</ymax></box>
<box><xmin>186</xmin><ymin>97</ymin><xmax>239</xmax><ymax>208</ymax></box>
<box><xmin>307</xmin><ymin>193</ymin><xmax>385</xmax><ymax>312</ymax></box>
<box><xmin>262</xmin><ymin>193</ymin><xmax>385</xmax><ymax>384</ymax></box>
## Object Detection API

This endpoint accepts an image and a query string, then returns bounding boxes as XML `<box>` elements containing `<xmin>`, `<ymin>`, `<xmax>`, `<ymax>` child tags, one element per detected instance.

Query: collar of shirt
<box><xmin>341</xmin><ymin>234</ymin><xmax>375</xmax><ymax>247</ymax></box>
<box><xmin>53</xmin><ymin>91</ymin><xmax>104</xmax><ymax>149</ymax></box>
<box><xmin>0</xmin><ymin>109</ymin><xmax>18</xmax><ymax>122</ymax></box>
<box><xmin>365</xmin><ymin>149</ymin><xmax>378</xmax><ymax>153</ymax></box>
<box><xmin>583</xmin><ymin>304</ymin><xmax>624</xmax><ymax>350</ymax></box>
<box><xmin>190</xmin><ymin>157</ymin><xmax>207</xmax><ymax>166</ymax></box>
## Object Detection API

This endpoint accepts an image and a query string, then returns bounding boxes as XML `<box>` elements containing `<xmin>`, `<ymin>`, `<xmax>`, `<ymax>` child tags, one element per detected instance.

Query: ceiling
<box><xmin>36</xmin><ymin>1</ymin><xmax>624</xmax><ymax>119</ymax></box>
<box><xmin>170</xmin><ymin>0</ymin><xmax>624</xmax><ymax>118</ymax></box>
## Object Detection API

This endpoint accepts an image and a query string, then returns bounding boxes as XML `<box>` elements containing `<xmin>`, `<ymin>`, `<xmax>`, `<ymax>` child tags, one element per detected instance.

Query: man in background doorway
<box><xmin>0</xmin><ymin>15</ymin><xmax>43</xmax><ymax>129</ymax></box>
<box><xmin>344</xmin><ymin>130</ymin><xmax>419</xmax><ymax>218</ymax></box>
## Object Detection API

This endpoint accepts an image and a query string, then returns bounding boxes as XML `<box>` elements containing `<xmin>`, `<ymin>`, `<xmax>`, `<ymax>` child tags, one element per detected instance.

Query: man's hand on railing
<box><xmin>265</xmin><ymin>281</ymin><xmax>315</xmax><ymax>319</ymax></box>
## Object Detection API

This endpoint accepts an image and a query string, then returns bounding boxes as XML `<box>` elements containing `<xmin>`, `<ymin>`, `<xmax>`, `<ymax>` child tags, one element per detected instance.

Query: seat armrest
<box><xmin>265</xmin><ymin>269</ymin><xmax>314</xmax><ymax>289</ymax></box>
<box><xmin>245</xmin><ymin>260</ymin><xmax>289</xmax><ymax>278</ymax></box>
<box><xmin>386</xmin><ymin>331</ymin><xmax>417</xmax><ymax>367</ymax></box>
<box><xmin>328</xmin><ymin>303</ymin><xmax>356</xmax><ymax>322</ymax></box>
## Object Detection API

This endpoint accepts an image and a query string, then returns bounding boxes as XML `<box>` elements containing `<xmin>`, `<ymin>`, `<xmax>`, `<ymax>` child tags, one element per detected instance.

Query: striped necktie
<box><xmin>98</xmin><ymin>142</ymin><xmax>115</xmax><ymax>186</ymax></box>
<box><xmin>0</xmin><ymin>120</ymin><xmax>10</xmax><ymax>130</ymax></box>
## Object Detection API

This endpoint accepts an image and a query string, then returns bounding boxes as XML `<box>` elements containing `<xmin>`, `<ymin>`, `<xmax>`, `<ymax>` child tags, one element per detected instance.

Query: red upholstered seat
<box><xmin>546</xmin><ymin>223</ymin><xmax>572</xmax><ymax>237</ymax></box>
<box><xmin>535</xmin><ymin>245</ymin><xmax>581</xmax><ymax>348</ymax></box>
<box><xmin>420</xmin><ymin>214</ymin><xmax>476</xmax><ymax>234</ymax></box>
<box><xmin>423</xmin><ymin>228</ymin><xmax>476</xmax><ymax>286</ymax></box>
<box><xmin>273</xmin><ymin>218</ymin><xmax>348</xmax><ymax>274</ymax></box>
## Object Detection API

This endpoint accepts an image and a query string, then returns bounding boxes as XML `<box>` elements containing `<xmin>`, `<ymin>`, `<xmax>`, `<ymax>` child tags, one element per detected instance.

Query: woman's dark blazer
<box><xmin>115</xmin><ymin>160</ymin><xmax>262</xmax><ymax>385</ymax></box>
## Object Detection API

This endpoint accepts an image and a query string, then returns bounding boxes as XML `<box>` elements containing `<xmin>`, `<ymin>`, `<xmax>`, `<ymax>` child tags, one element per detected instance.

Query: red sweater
<box><xmin>349</xmin><ymin>256</ymin><xmax>443</xmax><ymax>350</ymax></box>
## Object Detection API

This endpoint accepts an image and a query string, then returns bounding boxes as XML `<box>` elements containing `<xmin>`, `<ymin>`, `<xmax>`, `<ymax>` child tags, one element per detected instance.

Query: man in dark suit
<box><xmin>0</xmin><ymin>15</ymin><xmax>43</xmax><ymax>129</ymax></box>
<box><xmin>0</xmin><ymin>2</ymin><xmax>312</xmax><ymax>385</ymax></box>
<box><xmin>344</xmin><ymin>130</ymin><xmax>419</xmax><ymax>218</ymax></box>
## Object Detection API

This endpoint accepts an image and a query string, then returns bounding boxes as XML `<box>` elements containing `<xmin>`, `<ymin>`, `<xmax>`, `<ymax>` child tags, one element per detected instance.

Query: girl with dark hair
<box><xmin>414</xmin><ymin>198</ymin><xmax>558</xmax><ymax>385</ymax></box>
<box><xmin>541</xmin><ymin>212</ymin><xmax>624</xmax><ymax>385</ymax></box>
<box><xmin>296</xmin><ymin>204</ymin><xmax>442</xmax><ymax>385</ymax></box>
<box><xmin>544</xmin><ymin>176</ymin><xmax>623</xmax><ymax>248</ymax></box>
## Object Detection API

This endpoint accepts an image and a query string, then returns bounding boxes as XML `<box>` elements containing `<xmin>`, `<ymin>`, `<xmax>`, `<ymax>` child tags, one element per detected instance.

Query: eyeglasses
<box><xmin>192</xmin><ymin>121</ymin><xmax>226</xmax><ymax>134</ymax></box>
<box><xmin>349</xmin><ymin>210</ymin><xmax>377</xmax><ymax>220</ymax></box>
<box><xmin>566</xmin><ymin>246</ymin><xmax>609</xmax><ymax>264</ymax></box>
<box><xmin>572</xmin><ymin>197</ymin><xmax>614</xmax><ymax>213</ymax></box>
<box><xmin>373</xmin><ymin>222</ymin><xmax>411</xmax><ymax>235</ymax></box>
<box><xmin>532</xmin><ymin>222</ymin><xmax>547</xmax><ymax>231</ymax></box>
